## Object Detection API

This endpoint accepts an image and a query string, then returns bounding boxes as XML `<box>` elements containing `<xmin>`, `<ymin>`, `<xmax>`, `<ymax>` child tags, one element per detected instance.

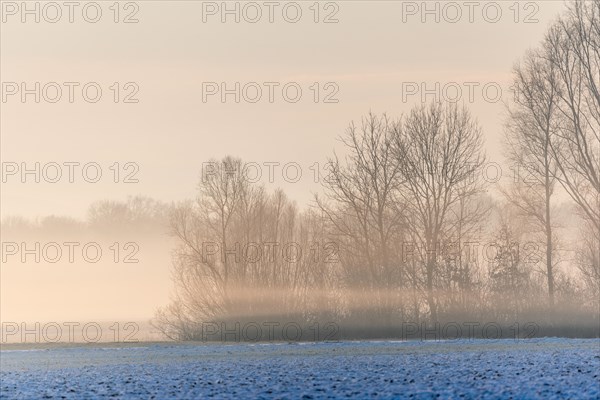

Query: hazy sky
<box><xmin>2</xmin><ymin>1</ymin><xmax>567</xmax><ymax>218</ymax></box>
<box><xmin>1</xmin><ymin>1</ymin><xmax>570</xmax><ymax>322</ymax></box>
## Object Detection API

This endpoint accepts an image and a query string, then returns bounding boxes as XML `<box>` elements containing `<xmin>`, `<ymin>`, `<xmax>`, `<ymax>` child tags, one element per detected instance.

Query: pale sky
<box><xmin>1</xmin><ymin>1</ymin><xmax>567</xmax><ymax>218</ymax></box>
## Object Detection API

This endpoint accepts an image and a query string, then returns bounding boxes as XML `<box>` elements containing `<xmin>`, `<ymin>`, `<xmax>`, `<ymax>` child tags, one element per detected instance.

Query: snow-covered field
<box><xmin>1</xmin><ymin>339</ymin><xmax>599</xmax><ymax>399</ymax></box>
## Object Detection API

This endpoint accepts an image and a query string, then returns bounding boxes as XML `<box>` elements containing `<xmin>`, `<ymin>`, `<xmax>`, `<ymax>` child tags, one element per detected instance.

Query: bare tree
<box><xmin>544</xmin><ymin>0</ymin><xmax>600</xmax><ymax>231</ymax></box>
<box><xmin>315</xmin><ymin>112</ymin><xmax>405</xmax><ymax>322</ymax></box>
<box><xmin>392</xmin><ymin>102</ymin><xmax>485</xmax><ymax>321</ymax></box>
<box><xmin>506</xmin><ymin>48</ymin><xmax>561</xmax><ymax>305</ymax></box>
<box><xmin>156</xmin><ymin>156</ymin><xmax>336</xmax><ymax>339</ymax></box>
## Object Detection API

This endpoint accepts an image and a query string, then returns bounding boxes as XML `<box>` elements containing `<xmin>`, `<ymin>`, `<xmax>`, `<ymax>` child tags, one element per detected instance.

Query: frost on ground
<box><xmin>1</xmin><ymin>338</ymin><xmax>599</xmax><ymax>399</ymax></box>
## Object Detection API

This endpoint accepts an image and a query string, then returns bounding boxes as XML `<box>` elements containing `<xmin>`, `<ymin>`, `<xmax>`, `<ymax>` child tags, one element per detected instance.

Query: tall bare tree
<box><xmin>316</xmin><ymin>112</ymin><xmax>405</xmax><ymax>321</ymax></box>
<box><xmin>506</xmin><ymin>49</ymin><xmax>561</xmax><ymax>305</ymax></box>
<box><xmin>392</xmin><ymin>102</ymin><xmax>485</xmax><ymax>321</ymax></box>
<box><xmin>544</xmin><ymin>0</ymin><xmax>600</xmax><ymax>231</ymax></box>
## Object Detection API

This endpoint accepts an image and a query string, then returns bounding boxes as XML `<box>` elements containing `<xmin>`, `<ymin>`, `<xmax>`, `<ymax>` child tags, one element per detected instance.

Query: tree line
<box><xmin>154</xmin><ymin>1</ymin><xmax>599</xmax><ymax>341</ymax></box>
